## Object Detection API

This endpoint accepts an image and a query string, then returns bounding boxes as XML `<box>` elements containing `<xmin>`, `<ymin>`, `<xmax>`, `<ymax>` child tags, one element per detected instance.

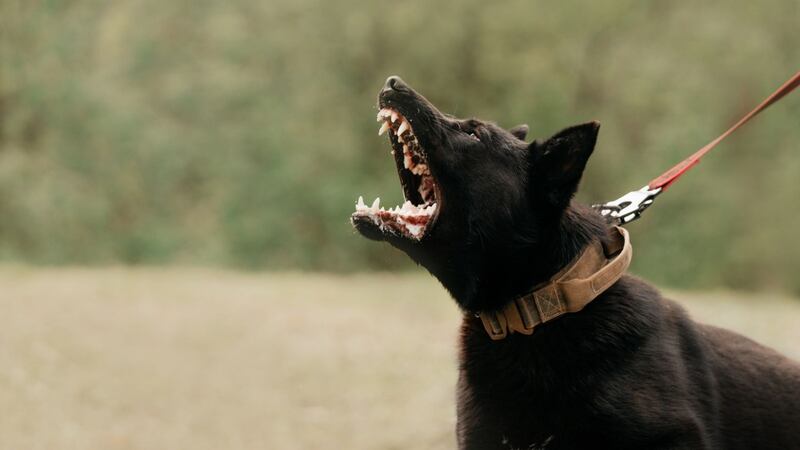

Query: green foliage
<box><xmin>1</xmin><ymin>0</ymin><xmax>799</xmax><ymax>292</ymax></box>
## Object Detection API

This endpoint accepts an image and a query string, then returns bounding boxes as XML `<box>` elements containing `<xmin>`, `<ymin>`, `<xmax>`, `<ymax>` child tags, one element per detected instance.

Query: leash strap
<box><xmin>595</xmin><ymin>70</ymin><xmax>800</xmax><ymax>225</ymax></box>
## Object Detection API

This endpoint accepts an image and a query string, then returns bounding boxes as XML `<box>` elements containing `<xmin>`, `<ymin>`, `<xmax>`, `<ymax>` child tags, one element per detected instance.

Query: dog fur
<box><xmin>353</xmin><ymin>76</ymin><xmax>800</xmax><ymax>449</ymax></box>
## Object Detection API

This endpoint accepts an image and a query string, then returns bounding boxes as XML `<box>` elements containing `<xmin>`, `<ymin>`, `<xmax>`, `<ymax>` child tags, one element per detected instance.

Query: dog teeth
<box><xmin>353</xmin><ymin>193</ymin><xmax>437</xmax><ymax>240</ymax></box>
<box><xmin>358</xmin><ymin>107</ymin><xmax>437</xmax><ymax>240</ymax></box>
<box><xmin>355</xmin><ymin>195</ymin><xmax>368</xmax><ymax>213</ymax></box>
<box><xmin>397</xmin><ymin>120</ymin><xmax>409</xmax><ymax>136</ymax></box>
<box><xmin>405</xmin><ymin>224</ymin><xmax>423</xmax><ymax>237</ymax></box>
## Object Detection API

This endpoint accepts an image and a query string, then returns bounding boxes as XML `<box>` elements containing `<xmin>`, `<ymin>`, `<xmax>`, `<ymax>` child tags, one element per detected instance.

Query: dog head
<box><xmin>352</xmin><ymin>76</ymin><xmax>602</xmax><ymax>311</ymax></box>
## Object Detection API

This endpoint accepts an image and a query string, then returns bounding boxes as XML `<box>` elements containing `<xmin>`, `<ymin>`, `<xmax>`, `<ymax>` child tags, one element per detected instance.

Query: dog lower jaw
<box><xmin>352</xmin><ymin>197</ymin><xmax>437</xmax><ymax>240</ymax></box>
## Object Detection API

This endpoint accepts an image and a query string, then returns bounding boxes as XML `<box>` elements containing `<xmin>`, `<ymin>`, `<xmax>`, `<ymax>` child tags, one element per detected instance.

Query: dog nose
<box><xmin>382</xmin><ymin>76</ymin><xmax>405</xmax><ymax>92</ymax></box>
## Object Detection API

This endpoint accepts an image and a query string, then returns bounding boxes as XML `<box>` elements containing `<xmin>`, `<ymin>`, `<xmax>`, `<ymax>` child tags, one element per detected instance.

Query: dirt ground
<box><xmin>1</xmin><ymin>268</ymin><xmax>798</xmax><ymax>450</ymax></box>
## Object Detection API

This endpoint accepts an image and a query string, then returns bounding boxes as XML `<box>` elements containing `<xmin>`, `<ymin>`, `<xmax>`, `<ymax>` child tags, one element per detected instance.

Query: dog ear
<box><xmin>531</xmin><ymin>121</ymin><xmax>599</xmax><ymax>208</ymax></box>
<box><xmin>509</xmin><ymin>124</ymin><xmax>529</xmax><ymax>141</ymax></box>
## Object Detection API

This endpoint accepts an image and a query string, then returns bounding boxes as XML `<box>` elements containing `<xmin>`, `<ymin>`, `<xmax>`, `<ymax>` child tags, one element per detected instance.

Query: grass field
<box><xmin>1</xmin><ymin>268</ymin><xmax>799</xmax><ymax>450</ymax></box>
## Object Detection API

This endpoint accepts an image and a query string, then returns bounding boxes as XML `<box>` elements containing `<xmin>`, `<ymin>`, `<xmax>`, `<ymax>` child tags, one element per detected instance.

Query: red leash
<box><xmin>595</xmin><ymin>70</ymin><xmax>800</xmax><ymax>224</ymax></box>
<box><xmin>649</xmin><ymin>71</ymin><xmax>800</xmax><ymax>191</ymax></box>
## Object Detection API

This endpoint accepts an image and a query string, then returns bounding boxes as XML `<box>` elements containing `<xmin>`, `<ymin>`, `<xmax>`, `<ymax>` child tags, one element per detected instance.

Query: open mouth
<box><xmin>352</xmin><ymin>107</ymin><xmax>439</xmax><ymax>240</ymax></box>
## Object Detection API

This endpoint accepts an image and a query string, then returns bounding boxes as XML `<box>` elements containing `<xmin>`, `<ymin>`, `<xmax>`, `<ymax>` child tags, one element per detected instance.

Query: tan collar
<box><xmin>479</xmin><ymin>226</ymin><xmax>632</xmax><ymax>340</ymax></box>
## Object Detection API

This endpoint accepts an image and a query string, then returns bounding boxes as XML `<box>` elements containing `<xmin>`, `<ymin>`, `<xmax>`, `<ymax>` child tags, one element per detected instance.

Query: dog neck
<box><xmin>445</xmin><ymin>204</ymin><xmax>608</xmax><ymax>311</ymax></box>
<box><xmin>423</xmin><ymin>203</ymin><xmax>615</xmax><ymax>317</ymax></box>
<box><xmin>477</xmin><ymin>224</ymin><xmax>632</xmax><ymax>340</ymax></box>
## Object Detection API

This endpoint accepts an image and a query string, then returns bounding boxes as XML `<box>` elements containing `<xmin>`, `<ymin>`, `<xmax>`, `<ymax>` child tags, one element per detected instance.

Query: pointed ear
<box><xmin>532</xmin><ymin>121</ymin><xmax>600</xmax><ymax>208</ymax></box>
<box><xmin>509</xmin><ymin>124</ymin><xmax>529</xmax><ymax>140</ymax></box>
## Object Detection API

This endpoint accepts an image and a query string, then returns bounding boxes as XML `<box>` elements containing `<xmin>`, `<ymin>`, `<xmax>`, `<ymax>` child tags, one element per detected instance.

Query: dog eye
<box><xmin>455</xmin><ymin>122</ymin><xmax>481</xmax><ymax>142</ymax></box>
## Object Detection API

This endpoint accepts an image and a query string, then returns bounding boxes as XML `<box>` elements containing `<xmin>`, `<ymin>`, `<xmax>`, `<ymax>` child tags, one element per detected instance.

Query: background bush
<box><xmin>1</xmin><ymin>0</ymin><xmax>799</xmax><ymax>293</ymax></box>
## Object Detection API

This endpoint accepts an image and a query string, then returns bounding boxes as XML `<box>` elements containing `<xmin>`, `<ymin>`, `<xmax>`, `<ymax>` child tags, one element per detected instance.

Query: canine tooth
<box><xmin>378</xmin><ymin>122</ymin><xmax>390</xmax><ymax>135</ymax></box>
<box><xmin>391</xmin><ymin>111</ymin><xmax>399</xmax><ymax>123</ymax></box>
<box><xmin>372</xmin><ymin>197</ymin><xmax>380</xmax><ymax>210</ymax></box>
<box><xmin>357</xmin><ymin>196</ymin><xmax>365</xmax><ymax>208</ymax></box>
<box><xmin>397</xmin><ymin>121</ymin><xmax>409</xmax><ymax>136</ymax></box>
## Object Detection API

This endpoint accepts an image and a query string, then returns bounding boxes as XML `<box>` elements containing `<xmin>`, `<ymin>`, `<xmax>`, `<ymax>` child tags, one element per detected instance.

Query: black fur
<box><xmin>354</xmin><ymin>76</ymin><xmax>800</xmax><ymax>449</ymax></box>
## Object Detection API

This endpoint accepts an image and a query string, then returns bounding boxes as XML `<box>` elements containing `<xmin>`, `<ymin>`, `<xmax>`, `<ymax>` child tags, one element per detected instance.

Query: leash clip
<box><xmin>592</xmin><ymin>185</ymin><xmax>662</xmax><ymax>225</ymax></box>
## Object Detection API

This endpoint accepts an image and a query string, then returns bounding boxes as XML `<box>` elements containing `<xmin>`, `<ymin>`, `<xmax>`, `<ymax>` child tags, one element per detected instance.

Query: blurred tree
<box><xmin>1</xmin><ymin>0</ymin><xmax>799</xmax><ymax>294</ymax></box>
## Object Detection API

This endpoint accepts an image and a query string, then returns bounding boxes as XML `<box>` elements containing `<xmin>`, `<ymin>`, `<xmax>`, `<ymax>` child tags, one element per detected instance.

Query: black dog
<box><xmin>351</xmin><ymin>76</ymin><xmax>800</xmax><ymax>449</ymax></box>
